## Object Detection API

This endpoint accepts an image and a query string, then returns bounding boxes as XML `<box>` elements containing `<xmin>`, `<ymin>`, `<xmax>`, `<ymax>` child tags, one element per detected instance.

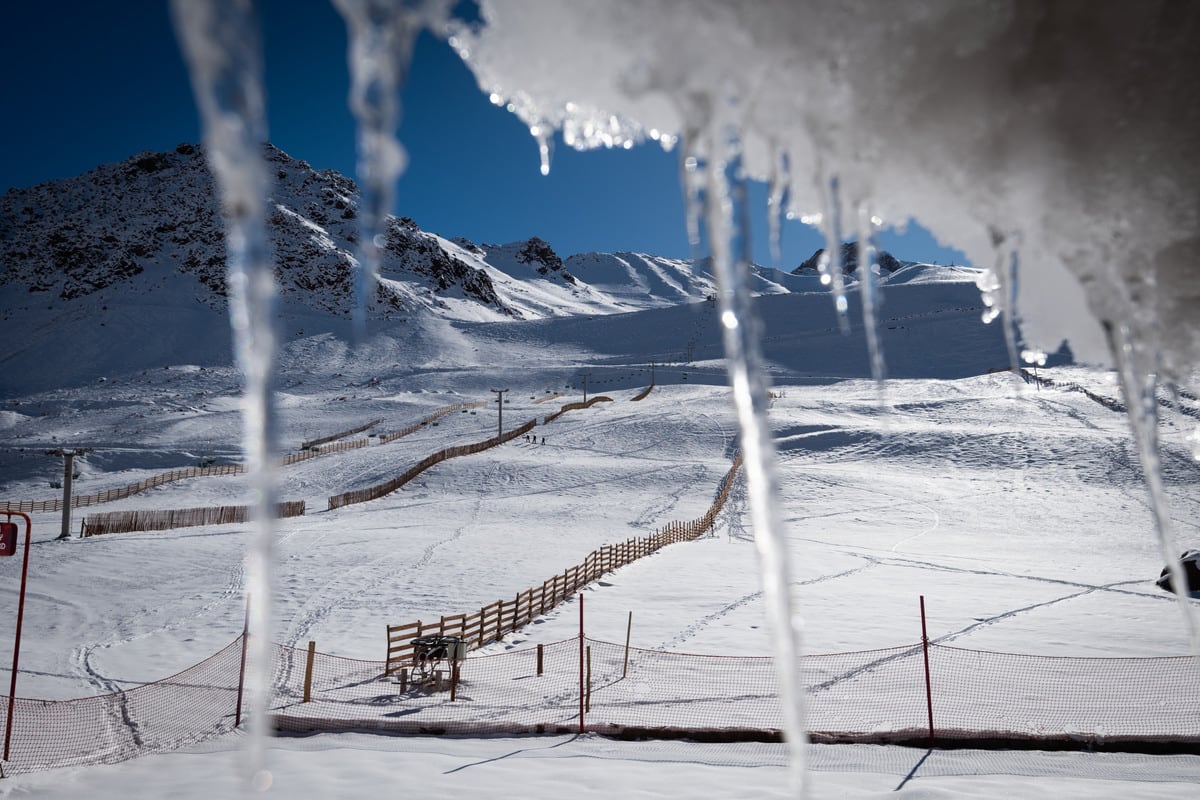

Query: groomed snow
<box><xmin>1</xmin><ymin>272</ymin><xmax>1197</xmax><ymax>796</ymax></box>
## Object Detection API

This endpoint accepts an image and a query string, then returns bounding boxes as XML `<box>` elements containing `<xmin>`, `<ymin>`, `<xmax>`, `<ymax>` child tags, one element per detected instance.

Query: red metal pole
<box><xmin>4</xmin><ymin>511</ymin><xmax>33</xmax><ymax>762</ymax></box>
<box><xmin>578</xmin><ymin>593</ymin><xmax>585</xmax><ymax>734</ymax></box>
<box><xmin>920</xmin><ymin>595</ymin><xmax>935</xmax><ymax>745</ymax></box>
<box><xmin>234</xmin><ymin>594</ymin><xmax>250</xmax><ymax>727</ymax></box>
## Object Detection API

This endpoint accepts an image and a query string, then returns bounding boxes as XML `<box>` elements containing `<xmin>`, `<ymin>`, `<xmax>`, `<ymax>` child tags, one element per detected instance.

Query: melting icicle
<box><xmin>333</xmin><ymin>0</ymin><xmax>451</xmax><ymax>339</ymax></box>
<box><xmin>978</xmin><ymin>229</ymin><xmax>1022</xmax><ymax>378</ymax></box>
<box><xmin>856</xmin><ymin>206</ymin><xmax>886</xmax><ymax>392</ymax></box>
<box><xmin>1105</xmin><ymin>322</ymin><xmax>1200</xmax><ymax>656</ymax></box>
<box><xmin>678</xmin><ymin>131</ymin><xmax>705</xmax><ymax>253</ymax></box>
<box><xmin>170</xmin><ymin>0</ymin><xmax>277</xmax><ymax>789</ymax></box>
<box><xmin>699</xmin><ymin>118</ymin><xmax>807</xmax><ymax>793</ymax></box>
<box><xmin>766</xmin><ymin>147</ymin><xmax>791</xmax><ymax>268</ymax></box>
<box><xmin>530</xmin><ymin>123</ymin><xmax>553</xmax><ymax>175</ymax></box>
<box><xmin>1001</xmin><ymin>248</ymin><xmax>1022</xmax><ymax>376</ymax></box>
<box><xmin>819</xmin><ymin>174</ymin><xmax>851</xmax><ymax>333</ymax></box>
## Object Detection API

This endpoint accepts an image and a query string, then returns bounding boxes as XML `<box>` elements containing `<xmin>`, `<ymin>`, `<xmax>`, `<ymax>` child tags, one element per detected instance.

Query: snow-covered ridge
<box><xmin>1</xmin><ymin>143</ymin><xmax>941</xmax><ymax>328</ymax></box>
<box><xmin>0</xmin><ymin>143</ymin><xmax>986</xmax><ymax>397</ymax></box>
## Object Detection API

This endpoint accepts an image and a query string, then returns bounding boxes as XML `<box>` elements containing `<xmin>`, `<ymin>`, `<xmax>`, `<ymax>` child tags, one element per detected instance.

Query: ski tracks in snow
<box><xmin>658</xmin><ymin>564</ymin><xmax>876</xmax><ymax>651</ymax></box>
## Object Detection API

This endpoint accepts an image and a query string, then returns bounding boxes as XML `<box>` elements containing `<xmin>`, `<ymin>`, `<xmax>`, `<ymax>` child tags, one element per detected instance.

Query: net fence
<box><xmin>0</xmin><ymin>637</ymin><xmax>244</xmax><ymax>775</ymax></box>
<box><xmin>2</xmin><ymin>637</ymin><xmax>1197</xmax><ymax>775</ymax></box>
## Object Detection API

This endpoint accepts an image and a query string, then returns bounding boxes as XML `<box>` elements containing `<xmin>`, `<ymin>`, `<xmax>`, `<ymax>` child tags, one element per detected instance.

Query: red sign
<box><xmin>0</xmin><ymin>523</ymin><xmax>15</xmax><ymax>557</ymax></box>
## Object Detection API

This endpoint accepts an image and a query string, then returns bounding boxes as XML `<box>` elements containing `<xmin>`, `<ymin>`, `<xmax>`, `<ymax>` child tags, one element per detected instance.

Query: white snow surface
<box><xmin>1</xmin><ymin>269</ymin><xmax>1198</xmax><ymax>796</ymax></box>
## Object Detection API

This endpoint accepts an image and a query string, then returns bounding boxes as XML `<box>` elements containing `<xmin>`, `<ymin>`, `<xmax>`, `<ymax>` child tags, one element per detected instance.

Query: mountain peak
<box><xmin>792</xmin><ymin>242</ymin><xmax>904</xmax><ymax>275</ymax></box>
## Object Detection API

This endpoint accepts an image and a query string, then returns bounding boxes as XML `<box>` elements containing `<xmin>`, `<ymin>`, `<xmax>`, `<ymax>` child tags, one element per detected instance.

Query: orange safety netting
<box><xmin>2</xmin><ymin>637</ymin><xmax>1197</xmax><ymax>776</ymax></box>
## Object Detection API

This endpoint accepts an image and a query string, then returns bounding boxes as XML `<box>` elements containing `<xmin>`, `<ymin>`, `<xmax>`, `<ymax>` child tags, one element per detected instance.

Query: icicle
<box><xmin>700</xmin><ymin>118</ymin><xmax>807</xmax><ymax>793</ymax></box>
<box><xmin>1105</xmin><ymin>322</ymin><xmax>1200</xmax><ymax>656</ymax></box>
<box><xmin>1002</xmin><ymin>248</ymin><xmax>1022</xmax><ymax>377</ymax></box>
<box><xmin>977</xmin><ymin>230</ymin><xmax>1022</xmax><ymax>381</ymax></box>
<box><xmin>856</xmin><ymin>205</ymin><xmax>887</xmax><ymax>393</ymax></box>
<box><xmin>678</xmin><ymin>130</ymin><xmax>705</xmax><ymax>254</ymax></box>
<box><xmin>170</xmin><ymin>0</ymin><xmax>277</xmax><ymax>790</ymax></box>
<box><xmin>333</xmin><ymin>0</ymin><xmax>451</xmax><ymax>339</ymax></box>
<box><xmin>819</xmin><ymin>174</ymin><xmax>850</xmax><ymax>333</ymax></box>
<box><xmin>766</xmin><ymin>146</ymin><xmax>791</xmax><ymax>268</ymax></box>
<box><xmin>530</xmin><ymin>122</ymin><xmax>553</xmax><ymax>175</ymax></box>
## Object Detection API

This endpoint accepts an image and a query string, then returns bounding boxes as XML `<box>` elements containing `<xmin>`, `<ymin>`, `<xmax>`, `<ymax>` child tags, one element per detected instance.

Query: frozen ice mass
<box><xmin>453</xmin><ymin>0</ymin><xmax>1199</xmax><ymax>383</ymax></box>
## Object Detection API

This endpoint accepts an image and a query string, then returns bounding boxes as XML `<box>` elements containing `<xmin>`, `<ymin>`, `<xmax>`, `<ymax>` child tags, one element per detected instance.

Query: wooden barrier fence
<box><xmin>630</xmin><ymin>384</ymin><xmax>655</xmax><ymax>402</ymax></box>
<box><xmin>329</xmin><ymin>419</ymin><xmax>538</xmax><ymax>511</ymax></box>
<box><xmin>1</xmin><ymin>464</ymin><xmax>246</xmax><ymax>514</ymax></box>
<box><xmin>301</xmin><ymin>418</ymin><xmax>384</xmax><ymax>451</ymax></box>
<box><xmin>2</xmin><ymin>400</ymin><xmax>489</xmax><ymax>514</ymax></box>
<box><xmin>81</xmin><ymin>500</ymin><xmax>306</xmax><ymax>536</ymax></box>
<box><xmin>378</xmin><ymin>401</ymin><xmax>488</xmax><ymax>444</ymax></box>
<box><xmin>385</xmin><ymin>452</ymin><xmax>744</xmax><ymax>673</ymax></box>
<box><xmin>542</xmin><ymin>395</ymin><xmax>613</xmax><ymax>425</ymax></box>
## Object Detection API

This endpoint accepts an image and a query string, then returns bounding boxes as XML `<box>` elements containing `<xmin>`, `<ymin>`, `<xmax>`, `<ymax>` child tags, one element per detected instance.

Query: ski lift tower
<box><xmin>44</xmin><ymin>448</ymin><xmax>92</xmax><ymax>540</ymax></box>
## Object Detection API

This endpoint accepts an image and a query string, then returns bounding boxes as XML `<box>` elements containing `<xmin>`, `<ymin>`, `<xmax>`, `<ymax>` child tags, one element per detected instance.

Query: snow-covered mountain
<box><xmin>0</xmin><ymin>144</ymin><xmax>790</xmax><ymax>326</ymax></box>
<box><xmin>0</xmin><ymin>144</ymin><xmax>1007</xmax><ymax>396</ymax></box>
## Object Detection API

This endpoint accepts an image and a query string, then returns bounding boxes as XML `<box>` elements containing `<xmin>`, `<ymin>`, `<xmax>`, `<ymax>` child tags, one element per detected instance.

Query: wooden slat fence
<box><xmin>1018</xmin><ymin>367</ymin><xmax>1200</xmax><ymax>420</ymax></box>
<box><xmin>81</xmin><ymin>500</ymin><xmax>306</xmax><ymax>536</ymax></box>
<box><xmin>541</xmin><ymin>395</ymin><xmax>613</xmax><ymax>425</ymax></box>
<box><xmin>301</xmin><ymin>418</ymin><xmax>384</xmax><ymax>450</ymax></box>
<box><xmin>329</xmin><ymin>419</ymin><xmax>538</xmax><ymax>511</ymax></box>
<box><xmin>532</xmin><ymin>392</ymin><xmax>564</xmax><ymax>404</ymax></box>
<box><xmin>3</xmin><ymin>400</ymin><xmax>489</xmax><ymax>513</ymax></box>
<box><xmin>281</xmin><ymin>438</ymin><xmax>370</xmax><ymax>466</ymax></box>
<box><xmin>378</xmin><ymin>401</ymin><xmax>489</xmax><ymax>444</ymax></box>
<box><xmin>1</xmin><ymin>464</ymin><xmax>246</xmax><ymax>514</ymax></box>
<box><xmin>630</xmin><ymin>384</ymin><xmax>655</xmax><ymax>402</ymax></box>
<box><xmin>385</xmin><ymin>452</ymin><xmax>744</xmax><ymax>673</ymax></box>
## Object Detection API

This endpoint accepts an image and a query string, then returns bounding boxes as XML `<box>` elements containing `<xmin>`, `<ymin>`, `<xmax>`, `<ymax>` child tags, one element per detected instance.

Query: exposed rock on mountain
<box><xmin>792</xmin><ymin>242</ymin><xmax>905</xmax><ymax>275</ymax></box>
<box><xmin>0</xmin><ymin>143</ymin><xmax>514</xmax><ymax>319</ymax></box>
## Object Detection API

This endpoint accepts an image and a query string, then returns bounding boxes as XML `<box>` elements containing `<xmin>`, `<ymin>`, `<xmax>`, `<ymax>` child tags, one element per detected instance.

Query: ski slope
<box><xmin>0</xmin><ymin>271</ymin><xmax>1197</xmax><ymax>797</ymax></box>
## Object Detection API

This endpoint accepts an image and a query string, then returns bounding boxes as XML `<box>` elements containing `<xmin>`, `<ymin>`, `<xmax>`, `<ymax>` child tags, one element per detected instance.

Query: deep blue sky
<box><xmin>1</xmin><ymin>0</ymin><xmax>967</xmax><ymax>268</ymax></box>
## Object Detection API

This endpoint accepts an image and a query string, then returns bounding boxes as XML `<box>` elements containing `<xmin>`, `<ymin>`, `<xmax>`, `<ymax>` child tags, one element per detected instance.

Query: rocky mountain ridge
<box><xmin>0</xmin><ymin>143</ymin><xmax>520</xmax><ymax>321</ymax></box>
<box><xmin>1</xmin><ymin>143</ymin><xmax>871</xmax><ymax>330</ymax></box>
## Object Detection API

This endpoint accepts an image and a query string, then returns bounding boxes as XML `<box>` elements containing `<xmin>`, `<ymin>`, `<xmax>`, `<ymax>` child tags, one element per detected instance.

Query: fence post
<box><xmin>578</xmin><ymin>594</ymin><xmax>585</xmax><ymax>734</ymax></box>
<box><xmin>302</xmin><ymin>640</ymin><xmax>316</xmax><ymax>703</ymax></box>
<box><xmin>920</xmin><ymin>595</ymin><xmax>935</xmax><ymax>745</ymax></box>
<box><xmin>234</xmin><ymin>596</ymin><xmax>250</xmax><ymax>727</ymax></box>
<box><xmin>537</xmin><ymin>643</ymin><xmax>544</xmax><ymax>676</ymax></box>
<box><xmin>623</xmin><ymin>611</ymin><xmax>633</xmax><ymax>679</ymax></box>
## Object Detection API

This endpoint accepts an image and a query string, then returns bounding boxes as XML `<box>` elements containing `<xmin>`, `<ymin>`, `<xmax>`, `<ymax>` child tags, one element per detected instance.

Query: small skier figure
<box><xmin>541</xmin><ymin>436</ymin><xmax>546</xmax><ymax>445</ymax></box>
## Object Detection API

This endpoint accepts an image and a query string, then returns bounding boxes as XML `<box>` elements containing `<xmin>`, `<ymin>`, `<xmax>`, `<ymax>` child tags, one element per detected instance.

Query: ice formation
<box><xmin>333</xmin><ymin>0</ymin><xmax>453</xmax><ymax>339</ymax></box>
<box><xmin>450</xmin><ymin>0</ymin><xmax>1198</xmax><ymax>382</ymax></box>
<box><xmin>170</xmin><ymin>0</ymin><xmax>279</xmax><ymax>788</ymax></box>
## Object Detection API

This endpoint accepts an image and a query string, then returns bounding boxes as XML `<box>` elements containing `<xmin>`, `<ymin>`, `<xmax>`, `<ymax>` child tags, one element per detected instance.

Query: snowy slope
<box><xmin>0</xmin><ymin>144</ymin><xmax>854</xmax><ymax>396</ymax></box>
<box><xmin>0</xmin><ymin>270</ymin><xmax>1196</xmax><ymax>796</ymax></box>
